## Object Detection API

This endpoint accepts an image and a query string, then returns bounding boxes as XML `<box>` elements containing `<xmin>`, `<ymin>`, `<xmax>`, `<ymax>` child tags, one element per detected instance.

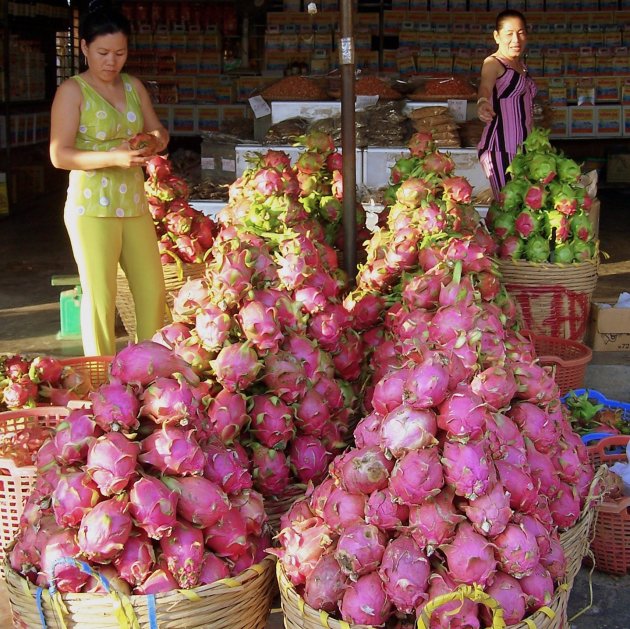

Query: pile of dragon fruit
<box><xmin>1</xmin><ymin>353</ymin><xmax>95</xmax><ymax>410</ymax></box>
<box><xmin>485</xmin><ymin>127</ymin><xmax>597</xmax><ymax>263</ymax></box>
<box><xmin>273</xmin><ymin>132</ymin><xmax>595</xmax><ymax>627</ymax></box>
<box><xmin>149</xmin><ymin>136</ymin><xmax>369</xmax><ymax>501</ymax></box>
<box><xmin>144</xmin><ymin>155</ymin><xmax>217</xmax><ymax>265</ymax></box>
<box><xmin>9</xmin><ymin>341</ymin><xmax>271</xmax><ymax>594</ymax></box>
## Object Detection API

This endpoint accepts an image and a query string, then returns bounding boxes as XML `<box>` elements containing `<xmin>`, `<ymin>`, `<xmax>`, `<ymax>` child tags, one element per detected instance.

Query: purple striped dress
<box><xmin>477</xmin><ymin>57</ymin><xmax>537</xmax><ymax>198</ymax></box>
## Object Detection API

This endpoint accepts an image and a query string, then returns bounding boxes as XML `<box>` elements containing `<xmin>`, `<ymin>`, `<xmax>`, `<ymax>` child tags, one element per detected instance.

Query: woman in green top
<box><xmin>50</xmin><ymin>2</ymin><xmax>169</xmax><ymax>356</ymax></box>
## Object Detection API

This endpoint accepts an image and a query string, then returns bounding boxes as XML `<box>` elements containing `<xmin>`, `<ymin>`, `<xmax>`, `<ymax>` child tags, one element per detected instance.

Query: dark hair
<box><xmin>80</xmin><ymin>2</ymin><xmax>131</xmax><ymax>44</ymax></box>
<box><xmin>496</xmin><ymin>9</ymin><xmax>527</xmax><ymax>31</ymax></box>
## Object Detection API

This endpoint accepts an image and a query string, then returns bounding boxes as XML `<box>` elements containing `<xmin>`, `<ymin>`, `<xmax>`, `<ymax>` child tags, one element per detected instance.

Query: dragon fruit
<box><xmin>203</xmin><ymin>440</ymin><xmax>253</xmax><ymax>494</ymax></box>
<box><xmin>442</xmin><ymin>439</ymin><xmax>493</xmax><ymax>500</ymax></box>
<box><xmin>113</xmin><ymin>529</ymin><xmax>156</xmax><ymax>586</ymax></box>
<box><xmin>134</xmin><ymin>561</ymin><xmax>179</xmax><ymax>594</ymax></box>
<box><xmin>249</xmin><ymin>393</ymin><xmax>295</xmax><ymax>450</ymax></box>
<box><xmin>250</xmin><ymin>443</ymin><xmax>290</xmax><ymax>495</ymax></box>
<box><xmin>441</xmin><ymin>522</ymin><xmax>497</xmax><ymax>586</ymax></box>
<box><xmin>210</xmin><ymin>342</ymin><xmax>263</xmax><ymax>393</ymax></box>
<box><xmin>90</xmin><ymin>381</ymin><xmax>140</xmax><ymax>432</ymax></box>
<box><xmin>403</xmin><ymin>352</ymin><xmax>450</xmax><ymax>409</ymax></box>
<box><xmin>289</xmin><ymin>434</ymin><xmax>331</xmax><ymax>484</ymax></box>
<box><xmin>482</xmin><ymin>571</ymin><xmax>527</xmax><ymax>625</ymax></box>
<box><xmin>340</xmin><ymin>571</ymin><xmax>392</xmax><ymax>626</ymax></box>
<box><xmin>378</xmin><ymin>535</ymin><xmax>430</xmax><ymax>614</ymax></box>
<box><xmin>365</xmin><ymin>487</ymin><xmax>409</xmax><ymax>532</ymax></box>
<box><xmin>162</xmin><ymin>475</ymin><xmax>230</xmax><ymax>528</ymax></box>
<box><xmin>51</xmin><ymin>471</ymin><xmax>101</xmax><ymax>527</ymax></box>
<box><xmin>379</xmin><ymin>404</ymin><xmax>437</xmax><ymax>456</ymax></box>
<box><xmin>321</xmin><ymin>486</ymin><xmax>366</xmax><ymax>533</ymax></box>
<box><xmin>53</xmin><ymin>409</ymin><xmax>102</xmax><ymax>465</ymax></box>
<box><xmin>203</xmin><ymin>506</ymin><xmax>249</xmax><ymax>561</ymax></box>
<box><xmin>85</xmin><ymin>431</ymin><xmax>139</xmax><ymax>496</ymax></box>
<box><xmin>334</xmin><ymin>446</ymin><xmax>394</xmax><ymax>495</ymax></box>
<box><xmin>128</xmin><ymin>475</ymin><xmax>178</xmax><ymax>540</ymax></box>
<box><xmin>335</xmin><ymin>522</ymin><xmax>387</xmax><ymax>580</ymax></box>
<box><xmin>388</xmin><ymin>447</ymin><xmax>444</xmax><ymax>505</ymax></box>
<box><xmin>40</xmin><ymin>529</ymin><xmax>90</xmax><ymax>592</ymax></box>
<box><xmin>139</xmin><ymin>376</ymin><xmax>198</xmax><ymax>426</ymax></box>
<box><xmin>198</xmin><ymin>552</ymin><xmax>230</xmax><ymax>585</ymax></box>
<box><xmin>519</xmin><ymin>563</ymin><xmax>554</xmax><ymax>611</ymax></box>
<box><xmin>139</xmin><ymin>424</ymin><xmax>205</xmax><ymax>476</ymax></box>
<box><xmin>77</xmin><ymin>495</ymin><xmax>133</xmax><ymax>563</ymax></box>
<box><xmin>492</xmin><ymin>522</ymin><xmax>540</xmax><ymax>578</ymax></box>
<box><xmin>303</xmin><ymin>553</ymin><xmax>348</xmax><ymax>613</ymax></box>
<box><xmin>230</xmin><ymin>489</ymin><xmax>267</xmax><ymax>536</ymax></box>
<box><xmin>436</xmin><ymin>384</ymin><xmax>489</xmax><ymax>442</ymax></box>
<box><xmin>462</xmin><ymin>483</ymin><xmax>512</xmax><ymax>537</ymax></box>
<box><xmin>206</xmin><ymin>389</ymin><xmax>250</xmax><ymax>445</ymax></box>
<box><xmin>160</xmin><ymin>520</ymin><xmax>205</xmax><ymax>588</ymax></box>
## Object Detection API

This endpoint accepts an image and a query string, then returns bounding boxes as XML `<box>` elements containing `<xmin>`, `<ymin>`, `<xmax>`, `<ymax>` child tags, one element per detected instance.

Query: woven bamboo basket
<box><xmin>497</xmin><ymin>258</ymin><xmax>598</xmax><ymax>342</ymax></box>
<box><xmin>264</xmin><ymin>484</ymin><xmax>307</xmax><ymax>532</ymax></box>
<box><xmin>559</xmin><ymin>464</ymin><xmax>607</xmax><ymax>582</ymax></box>
<box><xmin>277</xmin><ymin>562</ymin><xmax>570</xmax><ymax>629</ymax></box>
<box><xmin>115</xmin><ymin>261</ymin><xmax>206</xmax><ymax>339</ymax></box>
<box><xmin>4</xmin><ymin>556</ymin><xmax>277</xmax><ymax>629</ymax></box>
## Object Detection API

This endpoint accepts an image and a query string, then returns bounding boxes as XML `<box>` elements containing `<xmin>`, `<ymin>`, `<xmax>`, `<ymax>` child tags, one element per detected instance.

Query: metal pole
<box><xmin>339</xmin><ymin>0</ymin><xmax>357</xmax><ymax>280</ymax></box>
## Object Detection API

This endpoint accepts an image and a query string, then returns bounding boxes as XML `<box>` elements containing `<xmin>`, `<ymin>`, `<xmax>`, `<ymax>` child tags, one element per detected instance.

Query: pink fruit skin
<box><xmin>203</xmin><ymin>440</ymin><xmax>253</xmax><ymax>495</ymax></box>
<box><xmin>128</xmin><ymin>475</ymin><xmax>179</xmax><ymax>540</ymax></box>
<box><xmin>289</xmin><ymin>434</ymin><xmax>331</xmax><ymax>484</ymax></box>
<box><xmin>159</xmin><ymin>520</ymin><xmax>205</xmax><ymax>589</ymax></box>
<box><xmin>519</xmin><ymin>563</ymin><xmax>554</xmax><ymax>612</ymax></box>
<box><xmin>441</xmin><ymin>522</ymin><xmax>497</xmax><ymax>586</ymax></box>
<box><xmin>492</xmin><ymin>522</ymin><xmax>540</xmax><ymax>579</ymax></box>
<box><xmin>378</xmin><ymin>535</ymin><xmax>430</xmax><ymax>614</ymax></box>
<box><xmin>379</xmin><ymin>404</ymin><xmax>438</xmax><ymax>457</ymax></box>
<box><xmin>206</xmin><ymin>389</ymin><xmax>249</xmax><ymax>445</ymax></box>
<box><xmin>389</xmin><ymin>447</ymin><xmax>444</xmax><ymax>506</ymax></box>
<box><xmin>139</xmin><ymin>425</ymin><xmax>206</xmax><ymax>476</ymax></box>
<box><xmin>203</xmin><ymin>506</ymin><xmax>249</xmax><ymax>562</ymax></box>
<box><xmin>113</xmin><ymin>529</ymin><xmax>156</xmax><ymax>586</ymax></box>
<box><xmin>335</xmin><ymin>446</ymin><xmax>394</xmax><ymax>495</ymax></box>
<box><xmin>134</xmin><ymin>562</ymin><xmax>179</xmax><ymax>594</ymax></box>
<box><xmin>340</xmin><ymin>572</ymin><xmax>392</xmax><ymax>626</ymax></box>
<box><xmin>335</xmin><ymin>522</ymin><xmax>387</xmax><ymax>580</ymax></box>
<box><xmin>40</xmin><ymin>529</ymin><xmax>89</xmax><ymax>593</ymax></box>
<box><xmin>403</xmin><ymin>353</ymin><xmax>450</xmax><ymax>409</ymax></box>
<box><xmin>51</xmin><ymin>471</ymin><xmax>101</xmax><ymax>528</ymax></box>
<box><xmin>462</xmin><ymin>483</ymin><xmax>512</xmax><ymax>537</ymax></box>
<box><xmin>163</xmin><ymin>475</ymin><xmax>230</xmax><ymax>528</ymax></box>
<box><xmin>321</xmin><ymin>486</ymin><xmax>366</xmax><ymax>533</ymax></box>
<box><xmin>249</xmin><ymin>393</ymin><xmax>295</xmax><ymax>450</ymax></box>
<box><xmin>89</xmin><ymin>382</ymin><xmax>140</xmax><ymax>431</ymax></box>
<box><xmin>442</xmin><ymin>439</ymin><xmax>493</xmax><ymax>501</ymax></box>
<box><xmin>77</xmin><ymin>496</ymin><xmax>133</xmax><ymax>563</ymax></box>
<box><xmin>53</xmin><ymin>409</ymin><xmax>102</xmax><ymax>465</ymax></box>
<box><xmin>198</xmin><ymin>552</ymin><xmax>230</xmax><ymax>585</ymax></box>
<box><xmin>481</xmin><ymin>571</ymin><xmax>527</xmax><ymax>625</ymax></box>
<box><xmin>303</xmin><ymin>553</ymin><xmax>348</xmax><ymax>613</ymax></box>
<box><xmin>365</xmin><ymin>488</ymin><xmax>409</xmax><ymax>532</ymax></box>
<box><xmin>250</xmin><ymin>443</ymin><xmax>290</xmax><ymax>496</ymax></box>
<box><xmin>85</xmin><ymin>431</ymin><xmax>140</xmax><ymax>496</ymax></box>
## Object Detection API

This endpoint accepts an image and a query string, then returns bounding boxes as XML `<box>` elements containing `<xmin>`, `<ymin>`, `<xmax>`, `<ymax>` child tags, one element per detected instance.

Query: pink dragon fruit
<box><xmin>53</xmin><ymin>409</ymin><xmax>102</xmax><ymax>465</ymax></box>
<box><xmin>40</xmin><ymin>529</ymin><xmax>90</xmax><ymax>593</ymax></box>
<box><xmin>159</xmin><ymin>520</ymin><xmax>205</xmax><ymax>588</ymax></box>
<box><xmin>353</xmin><ymin>412</ymin><xmax>382</xmax><ymax>448</ymax></box>
<box><xmin>230</xmin><ymin>489</ymin><xmax>267</xmax><ymax>536</ymax></box>
<box><xmin>548</xmin><ymin>482</ymin><xmax>581</xmax><ymax>529</ymax></box>
<box><xmin>509</xmin><ymin>401</ymin><xmax>558</xmax><ymax>453</ymax></box>
<box><xmin>77</xmin><ymin>495</ymin><xmax>133</xmax><ymax>563</ymax></box>
<box><xmin>379</xmin><ymin>404</ymin><xmax>437</xmax><ymax>457</ymax></box>
<box><xmin>492</xmin><ymin>522</ymin><xmax>540</xmax><ymax>578</ymax></box>
<box><xmin>365</xmin><ymin>487</ymin><xmax>409</xmax><ymax>532</ymax></box>
<box><xmin>83</xmin><ymin>565</ymin><xmax>132</xmax><ymax>595</ymax></box>
<box><xmin>203</xmin><ymin>440</ymin><xmax>253</xmax><ymax>494</ymax></box>
<box><xmin>321</xmin><ymin>486</ymin><xmax>366</xmax><ymax>533</ymax></box>
<box><xmin>206</xmin><ymin>389</ymin><xmax>249</xmax><ymax>445</ymax></box>
<box><xmin>388</xmin><ymin>447</ymin><xmax>444</xmax><ymax>505</ymax></box>
<box><xmin>210</xmin><ymin>342</ymin><xmax>263</xmax><ymax>393</ymax></box>
<box><xmin>437</xmin><ymin>384</ymin><xmax>490</xmax><ymax>442</ymax></box>
<box><xmin>250</xmin><ymin>443</ymin><xmax>290</xmax><ymax>496</ymax></box>
<box><xmin>334</xmin><ymin>446</ymin><xmax>394</xmax><ymax>495</ymax></box>
<box><xmin>203</xmin><ymin>506</ymin><xmax>249</xmax><ymax>561</ymax></box>
<box><xmin>89</xmin><ymin>381</ymin><xmax>140</xmax><ymax>432</ymax></box>
<box><xmin>539</xmin><ymin>535</ymin><xmax>567</xmax><ymax>580</ymax></box>
<box><xmin>441</xmin><ymin>522</ymin><xmax>497</xmax><ymax>586</ymax></box>
<box><xmin>339</xmin><ymin>572</ymin><xmax>392</xmax><ymax>626</ymax></box>
<box><xmin>370</xmin><ymin>366</ymin><xmax>409</xmax><ymax>415</ymax></box>
<box><xmin>470</xmin><ymin>365</ymin><xmax>518</xmax><ymax>411</ymax></box>
<box><xmin>2</xmin><ymin>377</ymin><xmax>38</xmax><ymax>409</ymax></box>
<box><xmin>482</xmin><ymin>571</ymin><xmax>527</xmax><ymax>625</ymax></box>
<box><xmin>526</xmin><ymin>440</ymin><xmax>562</xmax><ymax>499</ymax></box>
<box><xmin>442</xmin><ymin>439</ymin><xmax>493</xmax><ymax>500</ymax></box>
<box><xmin>139</xmin><ymin>424</ymin><xmax>205</xmax><ymax>476</ymax></box>
<box><xmin>198</xmin><ymin>552</ymin><xmax>230</xmax><ymax>585</ymax></box>
<box><xmin>403</xmin><ymin>352</ymin><xmax>450</xmax><ymax>409</ymax></box>
<box><xmin>237</xmin><ymin>300</ymin><xmax>283</xmax><ymax>353</ymax></box>
<box><xmin>262</xmin><ymin>351</ymin><xmax>308</xmax><ymax>404</ymax></box>
<box><xmin>294</xmin><ymin>387</ymin><xmax>332</xmax><ymax>437</ymax></box>
<box><xmin>462</xmin><ymin>483</ymin><xmax>512</xmax><ymax>537</ymax></box>
<box><xmin>51</xmin><ymin>471</ymin><xmax>101</xmax><ymax>528</ymax></box>
<box><xmin>519</xmin><ymin>563</ymin><xmax>554</xmax><ymax>611</ymax></box>
<box><xmin>113</xmin><ymin>529</ymin><xmax>156</xmax><ymax>586</ymax></box>
<box><xmin>378</xmin><ymin>535</ymin><xmax>430</xmax><ymax>614</ymax></box>
<box><xmin>110</xmin><ymin>340</ymin><xmax>199</xmax><ymax>386</ymax></box>
<box><xmin>303</xmin><ymin>553</ymin><xmax>348</xmax><ymax>613</ymax></box>
<box><xmin>289</xmin><ymin>434</ymin><xmax>331</xmax><ymax>484</ymax></box>
<box><xmin>335</xmin><ymin>522</ymin><xmax>387</xmax><ymax>579</ymax></box>
<box><xmin>128</xmin><ymin>475</ymin><xmax>178</xmax><ymax>540</ymax></box>
<box><xmin>28</xmin><ymin>356</ymin><xmax>63</xmax><ymax>385</ymax></box>
<box><xmin>495</xmin><ymin>460</ymin><xmax>538</xmax><ymax>513</ymax></box>
<box><xmin>194</xmin><ymin>305</ymin><xmax>232</xmax><ymax>351</ymax></box>
<box><xmin>249</xmin><ymin>393</ymin><xmax>295</xmax><ymax>450</ymax></box>
<box><xmin>85</xmin><ymin>431</ymin><xmax>139</xmax><ymax>496</ymax></box>
<box><xmin>162</xmin><ymin>475</ymin><xmax>230</xmax><ymax>528</ymax></box>
<box><xmin>134</xmin><ymin>561</ymin><xmax>179</xmax><ymax>594</ymax></box>
<box><xmin>513</xmin><ymin>362</ymin><xmax>559</xmax><ymax>405</ymax></box>
<box><xmin>139</xmin><ymin>376</ymin><xmax>199</xmax><ymax>426</ymax></box>
<box><xmin>284</xmin><ymin>335</ymin><xmax>332</xmax><ymax>381</ymax></box>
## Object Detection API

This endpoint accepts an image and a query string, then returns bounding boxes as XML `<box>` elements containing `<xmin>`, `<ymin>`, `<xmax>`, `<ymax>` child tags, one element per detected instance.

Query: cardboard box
<box><xmin>588</xmin><ymin>303</ymin><xmax>630</xmax><ymax>351</ymax></box>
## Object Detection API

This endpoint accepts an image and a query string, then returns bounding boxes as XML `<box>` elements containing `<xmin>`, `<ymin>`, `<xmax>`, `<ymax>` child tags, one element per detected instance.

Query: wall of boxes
<box><xmin>124</xmin><ymin>1</ymin><xmax>630</xmax><ymax>140</ymax></box>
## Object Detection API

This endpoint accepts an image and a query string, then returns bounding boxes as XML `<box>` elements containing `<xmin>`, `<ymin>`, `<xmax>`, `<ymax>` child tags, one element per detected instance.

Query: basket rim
<box><xmin>525</xmin><ymin>332</ymin><xmax>593</xmax><ymax>367</ymax></box>
<box><xmin>4</xmin><ymin>555</ymin><xmax>276</xmax><ymax>602</ymax></box>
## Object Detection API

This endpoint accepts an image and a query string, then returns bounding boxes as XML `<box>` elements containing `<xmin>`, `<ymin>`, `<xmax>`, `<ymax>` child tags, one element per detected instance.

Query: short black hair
<box><xmin>495</xmin><ymin>9</ymin><xmax>527</xmax><ymax>32</ymax></box>
<box><xmin>80</xmin><ymin>3</ymin><xmax>131</xmax><ymax>45</ymax></box>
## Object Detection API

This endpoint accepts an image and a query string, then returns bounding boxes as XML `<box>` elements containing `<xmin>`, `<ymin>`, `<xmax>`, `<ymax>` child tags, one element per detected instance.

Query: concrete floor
<box><xmin>0</xmin><ymin>189</ymin><xmax>629</xmax><ymax>627</ymax></box>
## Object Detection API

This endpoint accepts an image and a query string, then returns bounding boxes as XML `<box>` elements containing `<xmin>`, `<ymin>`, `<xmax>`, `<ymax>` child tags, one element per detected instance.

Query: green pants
<box><xmin>64</xmin><ymin>212</ymin><xmax>166</xmax><ymax>356</ymax></box>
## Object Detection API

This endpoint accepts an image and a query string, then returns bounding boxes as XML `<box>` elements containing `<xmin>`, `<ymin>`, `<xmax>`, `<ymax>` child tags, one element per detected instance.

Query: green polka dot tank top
<box><xmin>65</xmin><ymin>74</ymin><xmax>148</xmax><ymax>218</ymax></box>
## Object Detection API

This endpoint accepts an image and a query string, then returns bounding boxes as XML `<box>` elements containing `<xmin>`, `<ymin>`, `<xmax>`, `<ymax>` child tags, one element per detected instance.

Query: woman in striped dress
<box><xmin>477</xmin><ymin>10</ymin><xmax>537</xmax><ymax>199</ymax></box>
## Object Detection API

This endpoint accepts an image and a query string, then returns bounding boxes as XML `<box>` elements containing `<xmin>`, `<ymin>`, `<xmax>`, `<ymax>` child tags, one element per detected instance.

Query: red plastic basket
<box><xmin>58</xmin><ymin>355</ymin><xmax>113</xmax><ymax>390</ymax></box>
<box><xmin>0</xmin><ymin>407</ymin><xmax>70</xmax><ymax>558</ymax></box>
<box><xmin>528</xmin><ymin>333</ymin><xmax>593</xmax><ymax>396</ymax></box>
<box><xmin>587</xmin><ymin>435</ymin><xmax>630</xmax><ymax>575</ymax></box>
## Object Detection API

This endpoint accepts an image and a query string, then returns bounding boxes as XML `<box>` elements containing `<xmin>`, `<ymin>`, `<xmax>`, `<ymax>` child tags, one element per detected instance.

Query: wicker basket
<box><xmin>497</xmin><ymin>258</ymin><xmax>598</xmax><ymax>342</ymax></box>
<box><xmin>586</xmin><ymin>435</ymin><xmax>630</xmax><ymax>575</ymax></box>
<box><xmin>528</xmin><ymin>333</ymin><xmax>593</xmax><ymax>396</ymax></box>
<box><xmin>116</xmin><ymin>261</ymin><xmax>206</xmax><ymax>338</ymax></box>
<box><xmin>0</xmin><ymin>407</ymin><xmax>70</xmax><ymax>558</ymax></box>
<box><xmin>264</xmin><ymin>484</ymin><xmax>307</xmax><ymax>532</ymax></box>
<box><xmin>58</xmin><ymin>356</ymin><xmax>113</xmax><ymax>390</ymax></box>
<box><xmin>277</xmin><ymin>562</ymin><xmax>570</xmax><ymax>629</ymax></box>
<box><xmin>5</xmin><ymin>556</ymin><xmax>277</xmax><ymax>629</ymax></box>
